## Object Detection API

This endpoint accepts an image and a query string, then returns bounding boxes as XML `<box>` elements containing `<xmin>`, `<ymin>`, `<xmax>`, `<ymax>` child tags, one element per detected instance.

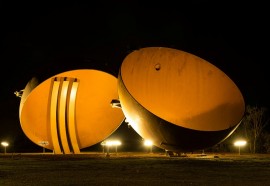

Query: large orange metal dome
<box><xmin>118</xmin><ymin>47</ymin><xmax>245</xmax><ymax>152</ymax></box>
<box><xmin>19</xmin><ymin>69</ymin><xmax>124</xmax><ymax>154</ymax></box>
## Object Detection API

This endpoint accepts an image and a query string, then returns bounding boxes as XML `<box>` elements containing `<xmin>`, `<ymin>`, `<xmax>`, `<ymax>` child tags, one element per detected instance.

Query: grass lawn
<box><xmin>0</xmin><ymin>152</ymin><xmax>270</xmax><ymax>185</ymax></box>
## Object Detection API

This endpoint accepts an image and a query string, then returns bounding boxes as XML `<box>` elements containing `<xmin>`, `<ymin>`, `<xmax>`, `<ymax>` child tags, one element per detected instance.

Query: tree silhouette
<box><xmin>242</xmin><ymin>105</ymin><xmax>270</xmax><ymax>153</ymax></box>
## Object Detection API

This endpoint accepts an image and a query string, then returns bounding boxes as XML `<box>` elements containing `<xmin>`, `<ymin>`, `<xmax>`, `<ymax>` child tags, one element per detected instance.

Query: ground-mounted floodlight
<box><xmin>144</xmin><ymin>140</ymin><xmax>153</xmax><ymax>153</ymax></box>
<box><xmin>101</xmin><ymin>140</ymin><xmax>122</xmax><ymax>156</ymax></box>
<box><xmin>234</xmin><ymin>140</ymin><xmax>247</xmax><ymax>155</ymax></box>
<box><xmin>1</xmin><ymin>141</ymin><xmax>9</xmax><ymax>154</ymax></box>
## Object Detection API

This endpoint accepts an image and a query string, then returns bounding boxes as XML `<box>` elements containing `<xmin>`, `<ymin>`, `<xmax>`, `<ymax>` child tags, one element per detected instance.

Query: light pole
<box><xmin>1</xmin><ymin>142</ymin><xmax>9</xmax><ymax>154</ymax></box>
<box><xmin>234</xmin><ymin>140</ymin><xmax>247</xmax><ymax>155</ymax></box>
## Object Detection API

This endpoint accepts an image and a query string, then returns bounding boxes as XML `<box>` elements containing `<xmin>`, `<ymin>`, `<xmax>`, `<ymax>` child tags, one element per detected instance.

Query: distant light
<box><xmin>1</xmin><ymin>142</ymin><xmax>9</xmax><ymax>147</ymax></box>
<box><xmin>144</xmin><ymin>140</ymin><xmax>153</xmax><ymax>153</ymax></box>
<box><xmin>144</xmin><ymin>140</ymin><xmax>153</xmax><ymax>146</ymax></box>
<box><xmin>234</xmin><ymin>140</ymin><xmax>247</xmax><ymax>147</ymax></box>
<box><xmin>101</xmin><ymin>140</ymin><xmax>122</xmax><ymax>155</ymax></box>
<box><xmin>234</xmin><ymin>140</ymin><xmax>247</xmax><ymax>155</ymax></box>
<box><xmin>1</xmin><ymin>141</ymin><xmax>9</xmax><ymax>154</ymax></box>
<box><xmin>101</xmin><ymin>140</ymin><xmax>121</xmax><ymax>146</ymax></box>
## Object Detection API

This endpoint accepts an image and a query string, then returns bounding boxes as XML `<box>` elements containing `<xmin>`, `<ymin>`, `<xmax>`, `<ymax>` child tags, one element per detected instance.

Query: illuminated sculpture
<box><xmin>18</xmin><ymin>69</ymin><xmax>124</xmax><ymax>154</ymax></box>
<box><xmin>17</xmin><ymin>47</ymin><xmax>245</xmax><ymax>154</ymax></box>
<box><xmin>118</xmin><ymin>47</ymin><xmax>245</xmax><ymax>152</ymax></box>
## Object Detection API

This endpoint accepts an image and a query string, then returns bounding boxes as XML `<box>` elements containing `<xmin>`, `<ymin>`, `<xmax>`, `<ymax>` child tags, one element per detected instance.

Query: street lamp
<box><xmin>109</xmin><ymin>140</ymin><xmax>121</xmax><ymax>154</ymax></box>
<box><xmin>101</xmin><ymin>140</ymin><xmax>122</xmax><ymax>156</ymax></box>
<box><xmin>234</xmin><ymin>140</ymin><xmax>247</xmax><ymax>155</ymax></box>
<box><xmin>144</xmin><ymin>140</ymin><xmax>153</xmax><ymax>153</ymax></box>
<box><xmin>1</xmin><ymin>141</ymin><xmax>9</xmax><ymax>154</ymax></box>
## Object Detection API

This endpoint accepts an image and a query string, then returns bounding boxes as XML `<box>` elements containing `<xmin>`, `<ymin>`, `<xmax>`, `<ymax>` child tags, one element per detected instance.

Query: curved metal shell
<box><xmin>20</xmin><ymin>69</ymin><xmax>124</xmax><ymax>153</ymax></box>
<box><xmin>19</xmin><ymin>77</ymin><xmax>39</xmax><ymax>119</ymax></box>
<box><xmin>118</xmin><ymin>47</ymin><xmax>245</xmax><ymax>152</ymax></box>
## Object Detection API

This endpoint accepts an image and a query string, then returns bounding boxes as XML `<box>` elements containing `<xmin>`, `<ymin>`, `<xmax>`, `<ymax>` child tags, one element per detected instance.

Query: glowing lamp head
<box><xmin>144</xmin><ymin>140</ymin><xmax>153</xmax><ymax>146</ymax></box>
<box><xmin>234</xmin><ymin>140</ymin><xmax>247</xmax><ymax>147</ymax></box>
<box><xmin>1</xmin><ymin>142</ymin><xmax>9</xmax><ymax>147</ymax></box>
<box><xmin>102</xmin><ymin>140</ymin><xmax>122</xmax><ymax>146</ymax></box>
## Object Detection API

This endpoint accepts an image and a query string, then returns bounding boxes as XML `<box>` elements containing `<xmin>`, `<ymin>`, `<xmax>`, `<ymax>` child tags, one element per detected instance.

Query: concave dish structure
<box><xmin>118</xmin><ymin>47</ymin><xmax>245</xmax><ymax>152</ymax></box>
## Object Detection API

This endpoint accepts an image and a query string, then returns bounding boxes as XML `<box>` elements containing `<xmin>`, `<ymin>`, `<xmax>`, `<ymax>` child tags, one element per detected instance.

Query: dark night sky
<box><xmin>0</xmin><ymin>1</ymin><xmax>269</xmax><ymax>152</ymax></box>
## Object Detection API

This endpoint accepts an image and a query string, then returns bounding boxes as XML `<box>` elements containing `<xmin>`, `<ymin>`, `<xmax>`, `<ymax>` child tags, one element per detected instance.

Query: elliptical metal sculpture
<box><xmin>117</xmin><ymin>47</ymin><xmax>245</xmax><ymax>153</ymax></box>
<box><xmin>17</xmin><ymin>69</ymin><xmax>125</xmax><ymax>154</ymax></box>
